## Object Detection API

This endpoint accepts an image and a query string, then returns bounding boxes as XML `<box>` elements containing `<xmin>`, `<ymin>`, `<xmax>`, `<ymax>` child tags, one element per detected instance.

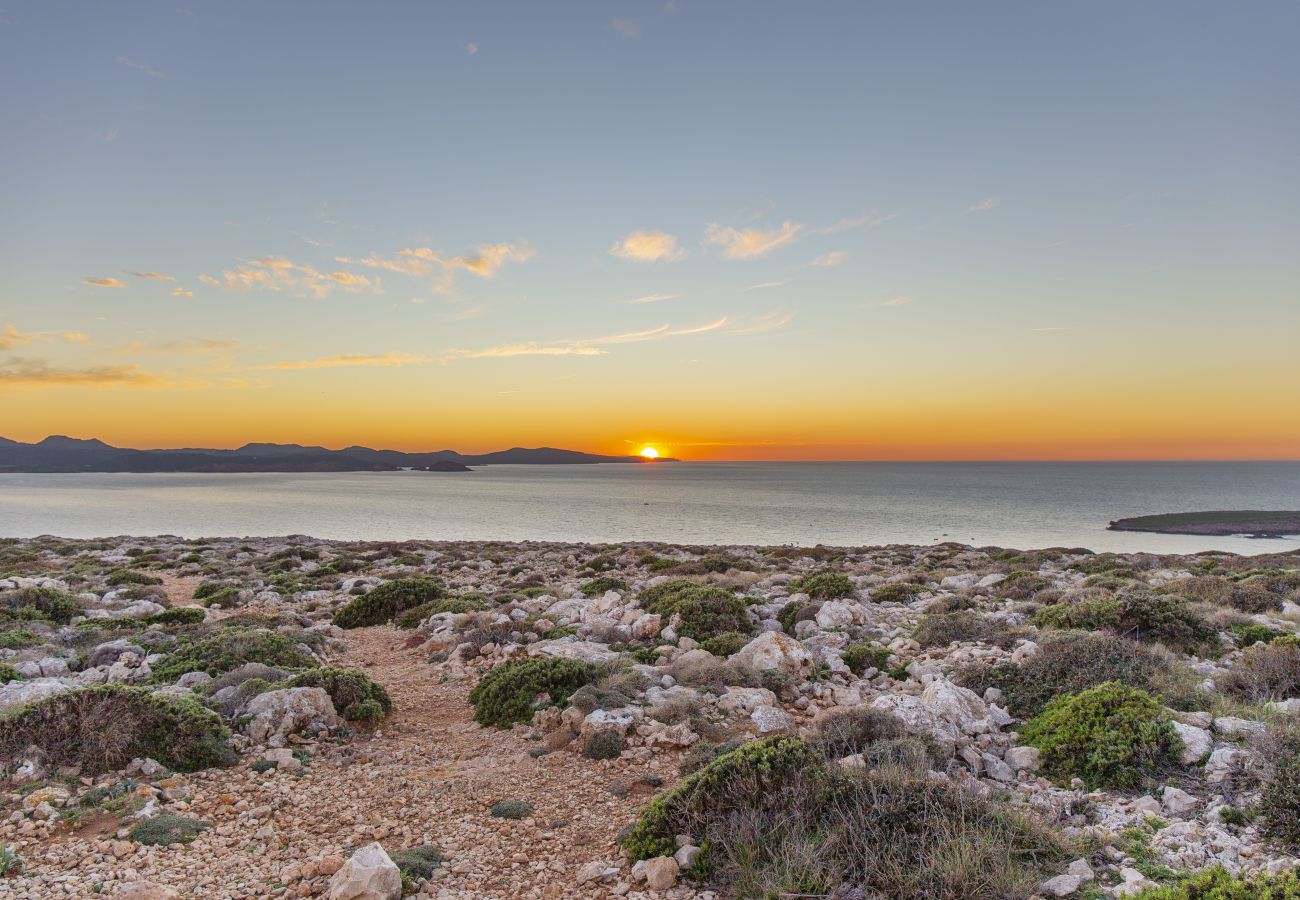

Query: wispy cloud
<box><xmin>609</xmin><ymin>230</ymin><xmax>684</xmax><ymax>263</ymax></box>
<box><xmin>119</xmin><ymin>338</ymin><xmax>237</xmax><ymax>355</ymax></box>
<box><xmin>813</xmin><ymin>212</ymin><xmax>895</xmax><ymax>235</ymax></box>
<box><xmin>443</xmin><ymin>316</ymin><xmax>728</xmax><ymax>362</ymax></box>
<box><xmin>811</xmin><ymin>251</ymin><xmax>844</xmax><ymax>267</ymax></box>
<box><xmin>131</xmin><ymin>271</ymin><xmax>175</xmax><ymax>281</ymax></box>
<box><xmin>610</xmin><ymin>17</ymin><xmax>640</xmax><ymax>38</ymax></box>
<box><xmin>171</xmin><ymin>287</ymin><xmax>193</xmax><ymax>298</ymax></box>
<box><xmin>745</xmin><ymin>280</ymin><xmax>787</xmax><ymax>291</ymax></box>
<box><xmin>704</xmin><ymin>221</ymin><xmax>802</xmax><ymax>260</ymax></box>
<box><xmin>199</xmin><ymin>256</ymin><xmax>374</xmax><ymax>299</ymax></box>
<box><xmin>337</xmin><ymin>242</ymin><xmax>533</xmax><ymax>290</ymax></box>
<box><xmin>726</xmin><ymin>308</ymin><xmax>794</xmax><ymax>336</ymax></box>
<box><xmin>625</xmin><ymin>293</ymin><xmax>681</xmax><ymax>305</ymax></box>
<box><xmin>0</xmin><ymin>325</ymin><xmax>88</xmax><ymax>351</ymax></box>
<box><xmin>883</xmin><ymin>296</ymin><xmax>912</xmax><ymax>306</ymax></box>
<box><xmin>269</xmin><ymin>352</ymin><xmax>431</xmax><ymax>370</ymax></box>
<box><xmin>116</xmin><ymin>56</ymin><xmax>165</xmax><ymax>79</ymax></box>
<box><xmin>967</xmin><ymin>196</ymin><xmax>999</xmax><ymax>213</ymax></box>
<box><xmin>466</xmin><ymin>41</ymin><xmax>479</xmax><ymax>55</ymax></box>
<box><xmin>101</xmin><ymin>128</ymin><xmax>120</xmax><ymax>143</ymax></box>
<box><xmin>83</xmin><ymin>277</ymin><xmax>126</xmax><ymax>289</ymax></box>
<box><xmin>0</xmin><ymin>357</ymin><xmax>159</xmax><ymax>389</ymax></box>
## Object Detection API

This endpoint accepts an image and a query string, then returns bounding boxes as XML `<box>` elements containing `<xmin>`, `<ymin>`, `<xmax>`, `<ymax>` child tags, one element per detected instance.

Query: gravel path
<box><xmin>5</xmin><ymin>627</ymin><xmax>695</xmax><ymax>899</ymax></box>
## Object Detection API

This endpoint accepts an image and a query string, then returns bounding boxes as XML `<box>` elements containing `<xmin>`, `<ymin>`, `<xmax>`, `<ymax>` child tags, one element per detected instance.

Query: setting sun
<box><xmin>639</xmin><ymin>446</ymin><xmax>660</xmax><ymax>460</ymax></box>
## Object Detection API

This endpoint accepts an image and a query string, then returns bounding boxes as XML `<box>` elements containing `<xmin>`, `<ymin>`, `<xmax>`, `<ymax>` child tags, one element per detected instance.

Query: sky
<box><xmin>1</xmin><ymin>1</ymin><xmax>1297</xmax><ymax>460</ymax></box>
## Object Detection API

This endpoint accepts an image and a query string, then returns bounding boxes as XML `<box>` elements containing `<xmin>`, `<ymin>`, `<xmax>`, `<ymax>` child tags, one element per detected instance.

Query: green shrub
<box><xmin>129</xmin><ymin>814</ymin><xmax>209</xmax><ymax>846</ymax></box>
<box><xmin>106</xmin><ymin>569</ymin><xmax>162</xmax><ymax>587</ymax></box>
<box><xmin>1128</xmin><ymin>866</ymin><xmax>1300</xmax><ymax>898</ymax></box>
<box><xmin>790</xmin><ymin>571</ymin><xmax>854</xmax><ymax>600</ymax></box>
<box><xmin>332</xmin><ymin>577</ymin><xmax>446</xmax><ymax>629</ymax></box>
<box><xmin>150</xmin><ymin>628</ymin><xmax>315</xmax><ymax>682</ymax></box>
<box><xmin>777</xmin><ymin>599</ymin><xmax>813</xmax><ymax>632</ymax></box>
<box><xmin>286</xmin><ymin>667</ymin><xmax>392</xmax><ymax>722</ymax></box>
<box><xmin>674</xmin><ymin>590</ymin><xmax>753</xmax><ymax>642</ymax></box>
<box><xmin>1261</xmin><ymin>721</ymin><xmax>1300</xmax><ymax>850</ymax></box>
<box><xmin>0</xmin><ymin>844</ymin><xmax>22</xmax><ymax>876</ymax></box>
<box><xmin>582</xmin><ymin>730</ymin><xmax>625</xmax><ymax>760</ymax></box>
<box><xmin>0</xmin><ymin>684</ymin><xmax>234</xmax><ymax>775</ymax></box>
<box><xmin>993</xmin><ymin>571</ymin><xmax>1051</xmax><ymax>600</ymax></box>
<box><xmin>144</xmin><ymin>607</ymin><xmax>207</xmax><ymax>626</ymax></box>
<box><xmin>0</xmin><ymin>587</ymin><xmax>80</xmax><ymax>624</ymax></box>
<box><xmin>958</xmin><ymin>632</ymin><xmax>1165</xmax><ymax>718</ymax></box>
<box><xmin>1229</xmin><ymin>624</ymin><xmax>1287</xmax><ymax>647</ymax></box>
<box><xmin>811</xmin><ymin>707</ymin><xmax>909</xmax><ymax>760</ymax></box>
<box><xmin>1221</xmin><ymin>642</ymin><xmax>1300</xmax><ymax>702</ymax></box>
<box><xmin>1019</xmin><ymin>682</ymin><xmax>1181</xmax><ymax>789</ymax></box>
<box><xmin>468</xmin><ymin>657</ymin><xmax>598</xmax><ymax>728</ymax></box>
<box><xmin>0</xmin><ymin>664</ymin><xmax>18</xmax><ymax>683</ymax></box>
<box><xmin>623</xmin><ymin>736</ymin><xmax>1067</xmax><ymax>898</ymax></box>
<box><xmin>580</xmin><ymin>576</ymin><xmax>627</xmax><ymax>597</ymax></box>
<box><xmin>0</xmin><ymin>629</ymin><xmax>39</xmax><ymax>650</ymax></box>
<box><xmin>871</xmin><ymin>583</ymin><xmax>925</xmax><ymax>604</ymax></box>
<box><xmin>1036</xmin><ymin>590</ymin><xmax>1216</xmax><ymax>653</ymax></box>
<box><xmin>700</xmin><ymin>631</ymin><xmax>749</xmax><ymax>657</ymax></box>
<box><xmin>193</xmin><ymin>580</ymin><xmax>235</xmax><ymax>601</ymax></box>
<box><xmin>841</xmin><ymin>641</ymin><xmax>892</xmax><ymax>676</ymax></box>
<box><xmin>393</xmin><ymin>594</ymin><xmax>488</xmax><ymax>629</ymax></box>
<box><xmin>490</xmin><ymin>799</ymin><xmax>533</xmax><ymax>819</ymax></box>
<box><xmin>391</xmin><ymin>845</ymin><xmax>443</xmax><ymax>881</ymax></box>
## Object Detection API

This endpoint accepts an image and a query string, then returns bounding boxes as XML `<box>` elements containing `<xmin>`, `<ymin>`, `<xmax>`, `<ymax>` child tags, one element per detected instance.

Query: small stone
<box><xmin>642</xmin><ymin>856</ymin><xmax>679</xmax><ymax>891</ymax></box>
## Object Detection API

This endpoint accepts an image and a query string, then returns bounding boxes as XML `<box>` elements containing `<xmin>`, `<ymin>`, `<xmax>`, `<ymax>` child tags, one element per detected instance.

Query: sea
<box><xmin>1</xmin><ymin>462</ymin><xmax>1299</xmax><ymax>555</ymax></box>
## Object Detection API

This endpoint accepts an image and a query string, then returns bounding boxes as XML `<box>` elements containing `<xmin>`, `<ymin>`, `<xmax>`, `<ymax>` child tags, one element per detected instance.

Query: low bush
<box><xmin>489</xmin><ymin>799</ymin><xmax>533</xmax><ymax>819</ymax></box>
<box><xmin>1019</xmin><ymin>682</ymin><xmax>1180</xmax><ymax>789</ymax></box>
<box><xmin>391</xmin><ymin>845</ymin><xmax>443</xmax><ymax>882</ymax></box>
<box><xmin>777</xmin><ymin>599</ymin><xmax>816</xmax><ymax>633</ymax></box>
<box><xmin>623</xmin><ymin>736</ymin><xmax>1068</xmax><ymax>898</ymax></box>
<box><xmin>332</xmin><ymin>577</ymin><xmax>446</xmax><ymax>629</ymax></box>
<box><xmin>1259</xmin><ymin>720</ymin><xmax>1300</xmax><ymax>851</ymax></box>
<box><xmin>914</xmin><ymin>610</ymin><xmax>1005</xmax><ymax>648</ymax></box>
<box><xmin>993</xmin><ymin>571</ymin><xmax>1050</xmax><ymax>600</ymax></box>
<box><xmin>644</xmin><ymin>586</ymin><xmax>753</xmax><ymax>642</ymax></box>
<box><xmin>1128</xmin><ymin>866</ymin><xmax>1300</xmax><ymax>898</ymax></box>
<box><xmin>193</xmin><ymin>580</ymin><xmax>236</xmax><ymax>601</ymax></box>
<box><xmin>393</xmin><ymin>594</ymin><xmax>488</xmax><ymax>629</ymax></box>
<box><xmin>841</xmin><ymin>641</ymin><xmax>892</xmax><ymax>676</ymax></box>
<box><xmin>0</xmin><ymin>629</ymin><xmax>39</xmax><ymax>650</ymax></box>
<box><xmin>699</xmin><ymin>631</ymin><xmax>749</xmax><ymax>657</ymax></box>
<box><xmin>871</xmin><ymin>583</ymin><xmax>926</xmax><ymax>604</ymax></box>
<box><xmin>150</xmin><ymin>629</ymin><xmax>315</xmax><ymax>682</ymax></box>
<box><xmin>106</xmin><ymin>569</ymin><xmax>162</xmax><ymax>587</ymax></box>
<box><xmin>0</xmin><ymin>664</ymin><xmax>18</xmax><ymax>683</ymax></box>
<box><xmin>1221</xmin><ymin>642</ymin><xmax>1300</xmax><ymax>702</ymax></box>
<box><xmin>811</xmin><ymin>707</ymin><xmax>909</xmax><ymax>759</ymax></box>
<box><xmin>0</xmin><ymin>684</ymin><xmax>234</xmax><ymax>775</ymax></box>
<box><xmin>959</xmin><ymin>632</ymin><xmax>1165</xmax><ymax>718</ymax></box>
<box><xmin>286</xmin><ymin>667</ymin><xmax>392</xmax><ymax>722</ymax></box>
<box><xmin>789</xmin><ymin>571</ymin><xmax>854</xmax><ymax>600</ymax></box>
<box><xmin>582</xmin><ymin>730</ymin><xmax>625</xmax><ymax>760</ymax></box>
<box><xmin>1229</xmin><ymin>624</ymin><xmax>1288</xmax><ymax>647</ymax></box>
<box><xmin>1035</xmin><ymin>590</ymin><xmax>1216</xmax><ymax>653</ymax></box>
<box><xmin>144</xmin><ymin>607</ymin><xmax>207</xmax><ymax>626</ymax></box>
<box><xmin>0</xmin><ymin>587</ymin><xmax>80</xmax><ymax>625</ymax></box>
<box><xmin>580</xmin><ymin>576</ymin><xmax>627</xmax><ymax>597</ymax></box>
<box><xmin>469</xmin><ymin>657</ymin><xmax>598</xmax><ymax>728</ymax></box>
<box><xmin>129</xmin><ymin>814</ymin><xmax>208</xmax><ymax>846</ymax></box>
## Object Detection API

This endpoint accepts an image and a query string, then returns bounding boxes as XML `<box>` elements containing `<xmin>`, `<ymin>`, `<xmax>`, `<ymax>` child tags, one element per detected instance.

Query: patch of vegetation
<box><xmin>332</xmin><ymin>576</ymin><xmax>446</xmax><ymax>629</ymax></box>
<box><xmin>1019</xmin><ymin>682</ymin><xmax>1181</xmax><ymax>790</ymax></box>
<box><xmin>993</xmin><ymin>571</ymin><xmax>1051</xmax><ymax>600</ymax></box>
<box><xmin>623</xmin><ymin>736</ymin><xmax>1068</xmax><ymax>898</ymax></box>
<box><xmin>699</xmin><ymin>631</ymin><xmax>749</xmax><ymax>657</ymax></box>
<box><xmin>489</xmin><ymin>799</ymin><xmax>533</xmax><ymax>819</ymax></box>
<box><xmin>1229</xmin><ymin>623</ymin><xmax>1288</xmax><ymax>647</ymax></box>
<box><xmin>129</xmin><ymin>814</ymin><xmax>209</xmax><ymax>846</ymax></box>
<box><xmin>789</xmin><ymin>570</ymin><xmax>854</xmax><ymax>600</ymax></box>
<box><xmin>144</xmin><ymin>607</ymin><xmax>206</xmax><ymax>626</ymax></box>
<box><xmin>913</xmin><ymin>610</ymin><xmax>1005</xmax><ymax>648</ymax></box>
<box><xmin>1221</xmin><ymin>642</ymin><xmax>1300</xmax><ymax>702</ymax></box>
<box><xmin>0</xmin><ymin>629</ymin><xmax>39</xmax><ymax>650</ymax></box>
<box><xmin>777</xmin><ymin>598</ymin><xmax>816</xmax><ymax>633</ymax></box>
<box><xmin>0</xmin><ymin>684</ymin><xmax>234</xmax><ymax>775</ymax></box>
<box><xmin>642</xmin><ymin>582</ymin><xmax>753</xmax><ymax>642</ymax></box>
<box><xmin>1260</xmin><ymin>720</ymin><xmax>1300</xmax><ymax>850</ymax></box>
<box><xmin>393</xmin><ymin>594</ymin><xmax>487</xmax><ymax>629</ymax></box>
<box><xmin>391</xmin><ymin>845</ymin><xmax>443</xmax><ymax>882</ymax></box>
<box><xmin>468</xmin><ymin>657</ymin><xmax>599</xmax><ymax>728</ymax></box>
<box><xmin>0</xmin><ymin>587</ymin><xmax>80</xmax><ymax>625</ymax></box>
<box><xmin>0</xmin><ymin>844</ymin><xmax>23</xmax><ymax>876</ymax></box>
<box><xmin>958</xmin><ymin>632</ymin><xmax>1165</xmax><ymax>718</ymax></box>
<box><xmin>150</xmin><ymin>628</ymin><xmax>315</xmax><ymax>682</ymax></box>
<box><xmin>580</xmin><ymin>576</ymin><xmax>627</xmax><ymax>597</ymax></box>
<box><xmin>1127</xmin><ymin>866</ymin><xmax>1300</xmax><ymax>898</ymax></box>
<box><xmin>871</xmin><ymin>582</ymin><xmax>926</xmax><ymax>604</ymax></box>
<box><xmin>841</xmin><ymin>641</ymin><xmax>892</xmax><ymax>677</ymax></box>
<box><xmin>1034</xmin><ymin>590</ymin><xmax>1216</xmax><ymax>653</ymax></box>
<box><xmin>286</xmin><ymin>666</ymin><xmax>392</xmax><ymax>722</ymax></box>
<box><xmin>582</xmin><ymin>730</ymin><xmax>625</xmax><ymax>760</ymax></box>
<box><xmin>106</xmin><ymin>569</ymin><xmax>162</xmax><ymax>587</ymax></box>
<box><xmin>810</xmin><ymin>707</ymin><xmax>910</xmax><ymax>759</ymax></box>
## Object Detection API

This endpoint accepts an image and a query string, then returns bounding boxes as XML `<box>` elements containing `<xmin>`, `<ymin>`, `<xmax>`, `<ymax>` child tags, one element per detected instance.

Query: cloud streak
<box><xmin>443</xmin><ymin>316</ymin><xmax>729</xmax><ymax>362</ymax></box>
<box><xmin>0</xmin><ymin>357</ymin><xmax>159</xmax><ymax>389</ymax></box>
<box><xmin>0</xmin><ymin>325</ymin><xmax>88</xmax><ymax>350</ymax></box>
<box><xmin>336</xmin><ymin>242</ymin><xmax>534</xmax><ymax>290</ymax></box>
<box><xmin>608</xmin><ymin>231</ymin><xmax>684</xmax><ymax>263</ymax></box>
<box><xmin>131</xmin><ymin>271</ymin><xmax>175</xmax><ymax>281</ymax></box>
<box><xmin>84</xmin><ymin>277</ymin><xmax>126</xmax><ymax>289</ymax></box>
<box><xmin>704</xmin><ymin>221</ymin><xmax>802</xmax><ymax>260</ymax></box>
<box><xmin>116</xmin><ymin>56</ymin><xmax>165</xmax><ymax>79</ymax></box>
<box><xmin>625</xmin><ymin>293</ymin><xmax>681</xmax><ymax>305</ymax></box>
<box><xmin>199</xmin><ymin>256</ymin><xmax>374</xmax><ymax>299</ymax></box>
<box><xmin>269</xmin><ymin>352</ymin><xmax>431</xmax><ymax>370</ymax></box>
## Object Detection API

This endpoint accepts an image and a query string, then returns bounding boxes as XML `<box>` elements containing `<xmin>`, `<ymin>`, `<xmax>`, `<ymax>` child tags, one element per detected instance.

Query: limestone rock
<box><xmin>732</xmin><ymin>632</ymin><xmax>812</xmax><ymax>674</ymax></box>
<box><xmin>329</xmin><ymin>842</ymin><xmax>402</xmax><ymax>900</ymax></box>
<box><xmin>243</xmin><ymin>686</ymin><xmax>339</xmax><ymax>747</ymax></box>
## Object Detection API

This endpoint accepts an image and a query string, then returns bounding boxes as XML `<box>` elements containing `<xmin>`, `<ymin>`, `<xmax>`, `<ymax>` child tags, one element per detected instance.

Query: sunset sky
<box><xmin>2</xmin><ymin>2</ymin><xmax>1297</xmax><ymax>460</ymax></box>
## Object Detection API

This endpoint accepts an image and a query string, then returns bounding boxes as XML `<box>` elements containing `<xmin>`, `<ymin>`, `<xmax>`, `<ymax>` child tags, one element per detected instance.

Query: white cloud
<box><xmin>703</xmin><ymin>221</ymin><xmax>802</xmax><ymax>260</ymax></box>
<box><xmin>336</xmin><ymin>242</ymin><xmax>534</xmax><ymax>290</ymax></box>
<box><xmin>0</xmin><ymin>357</ymin><xmax>159</xmax><ymax>389</ymax></box>
<box><xmin>745</xmin><ymin>280</ymin><xmax>787</xmax><ymax>291</ymax></box>
<box><xmin>269</xmin><ymin>352</ymin><xmax>431</xmax><ymax>370</ymax></box>
<box><xmin>466</xmin><ymin>41</ymin><xmax>479</xmax><ymax>55</ymax></box>
<box><xmin>83</xmin><ymin>277</ymin><xmax>126</xmax><ymax>288</ymax></box>
<box><xmin>131</xmin><ymin>271</ymin><xmax>175</xmax><ymax>281</ymax></box>
<box><xmin>727</xmin><ymin>308</ymin><xmax>794</xmax><ymax>336</ymax></box>
<box><xmin>883</xmin><ymin>296</ymin><xmax>912</xmax><ymax>306</ymax></box>
<box><xmin>625</xmin><ymin>293</ymin><xmax>681</xmax><ymax>305</ymax></box>
<box><xmin>116</xmin><ymin>56</ymin><xmax>166</xmax><ymax>79</ymax></box>
<box><xmin>967</xmin><ymin>197</ymin><xmax>999</xmax><ymax>213</ymax></box>
<box><xmin>199</xmin><ymin>256</ymin><xmax>374</xmax><ymax>299</ymax></box>
<box><xmin>811</xmin><ymin>251</ymin><xmax>844</xmax><ymax>267</ymax></box>
<box><xmin>171</xmin><ymin>287</ymin><xmax>193</xmax><ymax>298</ymax></box>
<box><xmin>609</xmin><ymin>231</ymin><xmax>684</xmax><ymax>263</ymax></box>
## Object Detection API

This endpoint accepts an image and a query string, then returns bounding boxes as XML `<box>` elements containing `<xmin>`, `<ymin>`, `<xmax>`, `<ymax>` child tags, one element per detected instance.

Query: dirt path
<box><xmin>10</xmin><ymin>627</ymin><xmax>690</xmax><ymax>899</ymax></box>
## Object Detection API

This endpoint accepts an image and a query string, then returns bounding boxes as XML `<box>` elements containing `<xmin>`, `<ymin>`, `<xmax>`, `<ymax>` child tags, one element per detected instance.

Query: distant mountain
<box><xmin>0</xmin><ymin>436</ymin><xmax>673</xmax><ymax>473</ymax></box>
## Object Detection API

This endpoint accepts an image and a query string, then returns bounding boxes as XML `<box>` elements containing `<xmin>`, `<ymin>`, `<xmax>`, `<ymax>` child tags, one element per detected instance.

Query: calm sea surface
<box><xmin>1</xmin><ymin>462</ymin><xmax>1298</xmax><ymax>554</ymax></box>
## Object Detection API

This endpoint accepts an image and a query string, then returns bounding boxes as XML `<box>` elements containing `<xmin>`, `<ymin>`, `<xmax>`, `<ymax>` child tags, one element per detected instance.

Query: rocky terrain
<box><xmin>1</xmin><ymin>535</ymin><xmax>1300</xmax><ymax>898</ymax></box>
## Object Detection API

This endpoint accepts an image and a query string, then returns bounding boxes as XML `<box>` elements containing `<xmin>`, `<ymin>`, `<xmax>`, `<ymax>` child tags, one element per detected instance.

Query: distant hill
<box><xmin>0</xmin><ymin>436</ymin><xmax>673</xmax><ymax>473</ymax></box>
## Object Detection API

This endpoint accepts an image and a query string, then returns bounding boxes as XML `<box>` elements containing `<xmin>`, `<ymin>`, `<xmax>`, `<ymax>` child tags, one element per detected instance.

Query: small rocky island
<box><xmin>2</xmin><ymin>536</ymin><xmax>1300</xmax><ymax>897</ymax></box>
<box><xmin>412</xmin><ymin>461</ymin><xmax>472</xmax><ymax>472</ymax></box>
<box><xmin>1109</xmin><ymin>511</ymin><xmax>1300</xmax><ymax>538</ymax></box>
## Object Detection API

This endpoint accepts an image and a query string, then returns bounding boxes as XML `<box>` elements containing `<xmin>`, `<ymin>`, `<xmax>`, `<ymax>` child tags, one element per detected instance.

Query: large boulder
<box><xmin>525</xmin><ymin>639</ymin><xmax>620</xmax><ymax>665</ymax></box>
<box><xmin>243</xmin><ymin>687</ymin><xmax>339</xmax><ymax>747</ymax></box>
<box><xmin>329</xmin><ymin>842</ymin><xmax>401</xmax><ymax>900</ymax></box>
<box><xmin>0</xmin><ymin>677</ymin><xmax>75</xmax><ymax>714</ymax></box>
<box><xmin>732</xmin><ymin>632</ymin><xmax>813</xmax><ymax>675</ymax></box>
